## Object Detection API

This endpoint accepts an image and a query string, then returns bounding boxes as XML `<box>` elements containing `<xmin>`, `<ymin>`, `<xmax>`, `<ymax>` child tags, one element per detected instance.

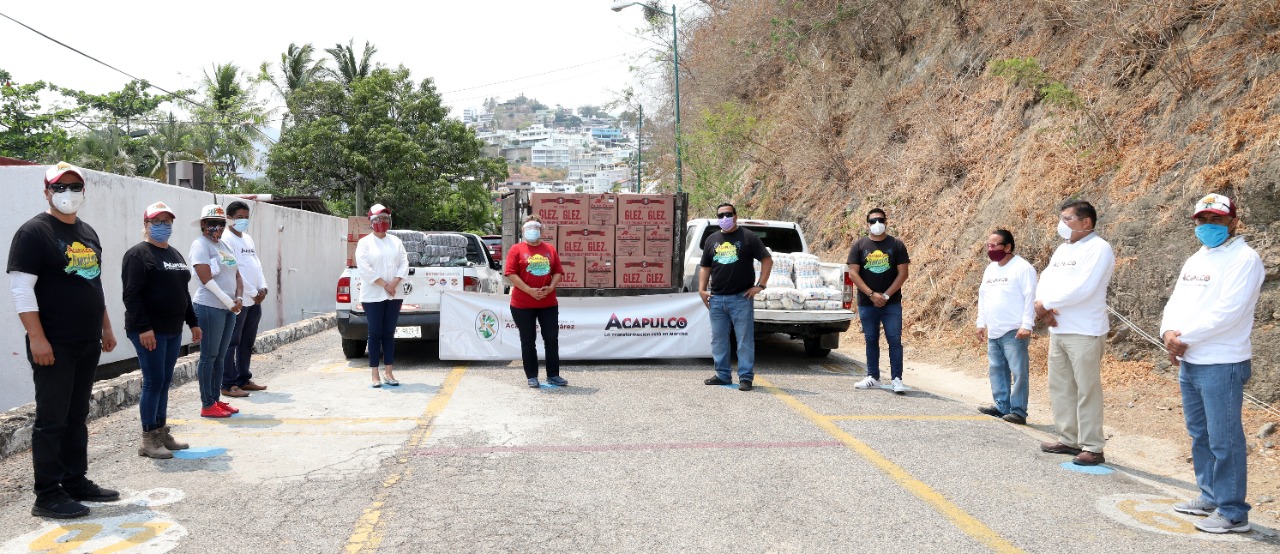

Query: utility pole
<box><xmin>636</xmin><ymin>104</ymin><xmax>643</xmax><ymax>193</ymax></box>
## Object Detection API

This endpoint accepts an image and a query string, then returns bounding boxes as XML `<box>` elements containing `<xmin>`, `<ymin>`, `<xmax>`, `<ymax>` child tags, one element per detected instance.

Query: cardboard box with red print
<box><xmin>643</xmin><ymin>225</ymin><xmax>674</xmax><ymax>258</ymax></box>
<box><xmin>615</xmin><ymin>257</ymin><xmax>672</xmax><ymax>288</ymax></box>
<box><xmin>584</xmin><ymin>257</ymin><xmax>615</xmax><ymax>288</ymax></box>
<box><xmin>615</xmin><ymin>224</ymin><xmax>645</xmax><ymax>257</ymax></box>
<box><xmin>530</xmin><ymin>192</ymin><xmax>588</xmax><ymax>225</ymax></box>
<box><xmin>558</xmin><ymin>256</ymin><xmax>585</xmax><ymax>288</ymax></box>
<box><xmin>617</xmin><ymin>193</ymin><xmax>675</xmax><ymax>226</ymax></box>
<box><xmin>557</xmin><ymin>225</ymin><xmax>615</xmax><ymax>258</ymax></box>
<box><xmin>588</xmin><ymin>193</ymin><xmax>618</xmax><ymax>226</ymax></box>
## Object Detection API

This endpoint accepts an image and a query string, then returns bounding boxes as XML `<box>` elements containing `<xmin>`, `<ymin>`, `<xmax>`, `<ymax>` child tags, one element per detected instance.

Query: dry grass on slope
<box><xmin>677</xmin><ymin>0</ymin><xmax>1280</xmax><ymax>399</ymax></box>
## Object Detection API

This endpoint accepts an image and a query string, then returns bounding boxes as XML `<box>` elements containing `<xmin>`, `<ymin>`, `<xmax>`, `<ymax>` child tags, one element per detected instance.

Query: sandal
<box><xmin>370</xmin><ymin>381</ymin><xmax>382</xmax><ymax>388</ymax></box>
<box><xmin>382</xmin><ymin>377</ymin><xmax>400</xmax><ymax>386</ymax></box>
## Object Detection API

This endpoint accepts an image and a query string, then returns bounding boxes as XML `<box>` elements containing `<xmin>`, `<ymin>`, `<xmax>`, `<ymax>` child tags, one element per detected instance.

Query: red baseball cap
<box><xmin>368</xmin><ymin>203</ymin><xmax>391</xmax><ymax>217</ymax></box>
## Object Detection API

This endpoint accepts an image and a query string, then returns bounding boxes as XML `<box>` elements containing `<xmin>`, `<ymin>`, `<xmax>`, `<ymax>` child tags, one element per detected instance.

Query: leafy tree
<box><xmin>684</xmin><ymin>101</ymin><xmax>760</xmax><ymax>213</ymax></box>
<box><xmin>0</xmin><ymin>69</ymin><xmax>76</xmax><ymax>162</ymax></box>
<box><xmin>267</xmin><ymin>66</ymin><xmax>507</xmax><ymax>232</ymax></box>
<box><xmin>577</xmin><ymin>105</ymin><xmax>601</xmax><ymax>118</ymax></box>
<box><xmin>56</xmin><ymin>79</ymin><xmax>191</xmax><ymax>176</ymax></box>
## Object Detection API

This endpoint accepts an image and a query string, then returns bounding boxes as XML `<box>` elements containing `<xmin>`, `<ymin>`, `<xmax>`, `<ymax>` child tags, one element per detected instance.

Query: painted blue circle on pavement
<box><xmin>173</xmin><ymin>447</ymin><xmax>227</xmax><ymax>459</ymax></box>
<box><xmin>1060</xmin><ymin>461</ymin><xmax>1113</xmax><ymax>475</ymax></box>
<box><xmin>721</xmin><ymin>384</ymin><xmax>740</xmax><ymax>390</ymax></box>
<box><xmin>539</xmin><ymin>383</ymin><xmax>561</xmax><ymax>389</ymax></box>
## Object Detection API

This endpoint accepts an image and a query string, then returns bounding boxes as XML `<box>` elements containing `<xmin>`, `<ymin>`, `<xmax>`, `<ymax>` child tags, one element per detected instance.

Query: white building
<box><xmin>531</xmin><ymin>141</ymin><xmax>572</xmax><ymax>167</ymax></box>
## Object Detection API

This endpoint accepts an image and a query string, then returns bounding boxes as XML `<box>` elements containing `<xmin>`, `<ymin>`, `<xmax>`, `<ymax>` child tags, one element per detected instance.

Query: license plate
<box><xmin>393</xmin><ymin>326</ymin><xmax>422</xmax><ymax>339</ymax></box>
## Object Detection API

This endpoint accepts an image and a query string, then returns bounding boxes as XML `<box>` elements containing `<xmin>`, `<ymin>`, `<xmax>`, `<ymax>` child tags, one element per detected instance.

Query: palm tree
<box><xmin>325</xmin><ymin>40</ymin><xmax>378</xmax><ymax>87</ymax></box>
<box><xmin>260</xmin><ymin>43</ymin><xmax>326</xmax><ymax>128</ymax></box>
<box><xmin>196</xmin><ymin>63</ymin><xmax>271</xmax><ymax>190</ymax></box>
<box><xmin>146</xmin><ymin>112</ymin><xmax>192</xmax><ymax>181</ymax></box>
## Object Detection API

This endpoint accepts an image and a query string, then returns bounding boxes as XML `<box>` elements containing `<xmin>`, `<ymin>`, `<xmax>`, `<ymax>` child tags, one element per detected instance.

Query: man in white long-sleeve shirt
<box><xmin>976</xmin><ymin>229</ymin><xmax>1037</xmax><ymax>425</ymax></box>
<box><xmin>220</xmin><ymin>201</ymin><xmax>270</xmax><ymax>397</ymax></box>
<box><xmin>1034</xmin><ymin>200</ymin><xmax>1115</xmax><ymax>466</ymax></box>
<box><xmin>1160</xmin><ymin>194</ymin><xmax>1263</xmax><ymax>534</ymax></box>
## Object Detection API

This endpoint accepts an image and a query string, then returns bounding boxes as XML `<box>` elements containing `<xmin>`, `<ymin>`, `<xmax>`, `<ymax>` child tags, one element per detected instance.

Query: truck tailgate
<box><xmin>353</xmin><ymin>267</ymin><xmax>465</xmax><ymax>313</ymax></box>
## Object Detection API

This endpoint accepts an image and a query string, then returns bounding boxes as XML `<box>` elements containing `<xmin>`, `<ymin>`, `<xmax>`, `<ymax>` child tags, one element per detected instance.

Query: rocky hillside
<box><xmin>672</xmin><ymin>1</ymin><xmax>1280</xmax><ymax>399</ymax></box>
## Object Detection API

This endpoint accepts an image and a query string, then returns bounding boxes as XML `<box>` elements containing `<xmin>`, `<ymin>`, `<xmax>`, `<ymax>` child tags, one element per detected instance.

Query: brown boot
<box><xmin>138</xmin><ymin>430</ymin><xmax>173</xmax><ymax>459</ymax></box>
<box><xmin>158</xmin><ymin>426</ymin><xmax>189</xmax><ymax>451</ymax></box>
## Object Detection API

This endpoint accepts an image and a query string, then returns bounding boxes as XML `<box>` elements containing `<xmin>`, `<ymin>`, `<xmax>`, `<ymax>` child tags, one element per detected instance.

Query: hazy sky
<box><xmin>1</xmin><ymin>0</ymin><xmax>694</xmax><ymax>121</ymax></box>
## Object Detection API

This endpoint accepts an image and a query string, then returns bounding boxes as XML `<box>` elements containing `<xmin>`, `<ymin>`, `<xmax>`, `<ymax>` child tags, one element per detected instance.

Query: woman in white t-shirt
<box><xmin>188</xmin><ymin>204</ymin><xmax>243</xmax><ymax>418</ymax></box>
<box><xmin>355</xmin><ymin>203</ymin><xmax>408</xmax><ymax>388</ymax></box>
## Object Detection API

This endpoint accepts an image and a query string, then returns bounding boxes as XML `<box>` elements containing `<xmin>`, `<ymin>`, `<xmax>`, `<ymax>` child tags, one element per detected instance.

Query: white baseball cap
<box><xmin>44</xmin><ymin>162</ymin><xmax>85</xmax><ymax>186</ymax></box>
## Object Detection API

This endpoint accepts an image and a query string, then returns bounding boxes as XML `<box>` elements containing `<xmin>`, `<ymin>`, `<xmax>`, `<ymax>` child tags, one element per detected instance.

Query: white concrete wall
<box><xmin>0</xmin><ymin>166</ymin><xmax>347</xmax><ymax>410</ymax></box>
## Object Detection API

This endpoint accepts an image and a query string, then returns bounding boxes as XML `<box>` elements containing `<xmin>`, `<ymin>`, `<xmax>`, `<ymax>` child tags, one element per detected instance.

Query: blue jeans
<box><xmin>194</xmin><ymin>303</ymin><xmax>237</xmax><ymax>408</ymax></box>
<box><xmin>129</xmin><ymin>332</ymin><xmax>183</xmax><ymax>432</ymax></box>
<box><xmin>709</xmin><ymin>293</ymin><xmax>755</xmax><ymax>382</ymax></box>
<box><xmin>987</xmin><ymin>330</ymin><xmax>1030</xmax><ymax>418</ymax></box>
<box><xmin>857</xmin><ymin>303</ymin><xmax>903</xmax><ymax>380</ymax></box>
<box><xmin>1180</xmin><ymin>360</ymin><xmax>1251</xmax><ymax>521</ymax></box>
<box><xmin>223</xmin><ymin>303</ymin><xmax>262</xmax><ymax>388</ymax></box>
<box><xmin>365</xmin><ymin>299</ymin><xmax>403</xmax><ymax>368</ymax></box>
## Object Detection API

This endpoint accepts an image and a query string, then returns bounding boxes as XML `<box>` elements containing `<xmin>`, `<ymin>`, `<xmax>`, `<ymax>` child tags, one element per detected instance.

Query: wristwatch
<box><xmin>754</xmin><ymin>282</ymin><xmax>766</xmax><ymax>289</ymax></box>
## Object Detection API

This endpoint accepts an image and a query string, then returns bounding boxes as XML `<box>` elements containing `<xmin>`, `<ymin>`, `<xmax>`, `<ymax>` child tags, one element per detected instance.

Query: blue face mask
<box><xmin>1194</xmin><ymin>223</ymin><xmax>1229</xmax><ymax>248</ymax></box>
<box><xmin>149</xmin><ymin>222</ymin><xmax>173</xmax><ymax>243</ymax></box>
<box><xmin>523</xmin><ymin>228</ymin><xmax>541</xmax><ymax>242</ymax></box>
<box><xmin>232</xmin><ymin>218</ymin><xmax>250</xmax><ymax>232</ymax></box>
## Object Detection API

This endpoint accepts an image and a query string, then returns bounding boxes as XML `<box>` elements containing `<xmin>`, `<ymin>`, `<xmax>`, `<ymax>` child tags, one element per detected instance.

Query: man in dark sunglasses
<box><xmin>7</xmin><ymin>162</ymin><xmax>121</xmax><ymax>519</ymax></box>
<box><xmin>698</xmin><ymin>202</ymin><xmax>772</xmax><ymax>391</ymax></box>
<box><xmin>846</xmin><ymin>207</ymin><xmax>911</xmax><ymax>394</ymax></box>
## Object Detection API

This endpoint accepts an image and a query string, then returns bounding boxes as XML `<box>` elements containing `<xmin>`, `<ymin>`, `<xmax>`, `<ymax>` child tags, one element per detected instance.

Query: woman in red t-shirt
<box><xmin>504</xmin><ymin>216</ymin><xmax>566</xmax><ymax>388</ymax></box>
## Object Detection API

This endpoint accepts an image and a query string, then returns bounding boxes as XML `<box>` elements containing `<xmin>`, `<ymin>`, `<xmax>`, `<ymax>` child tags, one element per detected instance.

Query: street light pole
<box><xmin>636</xmin><ymin>104</ymin><xmax>642</xmax><ymax>193</ymax></box>
<box><xmin>612</xmin><ymin>1</ymin><xmax>683</xmax><ymax>194</ymax></box>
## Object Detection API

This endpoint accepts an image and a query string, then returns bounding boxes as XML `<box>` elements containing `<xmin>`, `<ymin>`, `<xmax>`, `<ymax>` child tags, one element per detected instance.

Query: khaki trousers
<box><xmin>1047</xmin><ymin>333</ymin><xmax>1106</xmax><ymax>453</ymax></box>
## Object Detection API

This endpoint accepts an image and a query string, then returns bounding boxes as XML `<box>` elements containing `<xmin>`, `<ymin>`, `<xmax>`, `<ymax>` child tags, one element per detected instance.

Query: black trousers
<box><xmin>27</xmin><ymin>337</ymin><xmax>100</xmax><ymax>501</ymax></box>
<box><xmin>509</xmin><ymin>305</ymin><xmax>559</xmax><ymax>379</ymax></box>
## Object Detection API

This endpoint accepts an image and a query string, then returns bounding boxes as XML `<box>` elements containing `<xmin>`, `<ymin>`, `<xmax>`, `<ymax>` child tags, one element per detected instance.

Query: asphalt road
<box><xmin>0</xmin><ymin>330</ymin><xmax>1275</xmax><ymax>553</ymax></box>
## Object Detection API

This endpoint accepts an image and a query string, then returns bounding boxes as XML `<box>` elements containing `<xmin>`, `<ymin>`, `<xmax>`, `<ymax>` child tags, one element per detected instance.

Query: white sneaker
<box><xmin>1194</xmin><ymin>512</ymin><xmax>1250</xmax><ymax>533</ymax></box>
<box><xmin>854</xmin><ymin>376</ymin><xmax>879</xmax><ymax>389</ymax></box>
<box><xmin>892</xmin><ymin>378</ymin><xmax>906</xmax><ymax>393</ymax></box>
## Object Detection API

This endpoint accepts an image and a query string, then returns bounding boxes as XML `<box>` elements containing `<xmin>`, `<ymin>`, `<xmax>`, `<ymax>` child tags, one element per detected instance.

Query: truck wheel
<box><xmin>342</xmin><ymin>338</ymin><xmax>367</xmax><ymax>359</ymax></box>
<box><xmin>803</xmin><ymin>337</ymin><xmax>831</xmax><ymax>357</ymax></box>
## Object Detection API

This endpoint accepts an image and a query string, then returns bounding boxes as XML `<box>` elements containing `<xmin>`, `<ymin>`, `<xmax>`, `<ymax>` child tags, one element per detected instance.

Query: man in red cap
<box><xmin>1160</xmin><ymin>193</ymin><xmax>1264</xmax><ymax>534</ymax></box>
<box><xmin>6</xmin><ymin>162</ymin><xmax>120</xmax><ymax>518</ymax></box>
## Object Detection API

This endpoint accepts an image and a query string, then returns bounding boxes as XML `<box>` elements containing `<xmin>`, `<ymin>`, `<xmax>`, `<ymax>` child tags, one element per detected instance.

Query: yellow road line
<box><xmin>827</xmin><ymin>415</ymin><xmax>994</xmax><ymax>421</ymax></box>
<box><xmin>171</xmin><ymin>417</ymin><xmax>417</xmax><ymax>426</ymax></box>
<box><xmin>756</xmin><ymin>376</ymin><xmax>1024</xmax><ymax>553</ymax></box>
<box><xmin>345</xmin><ymin>365</ymin><xmax>467</xmax><ymax>554</ymax></box>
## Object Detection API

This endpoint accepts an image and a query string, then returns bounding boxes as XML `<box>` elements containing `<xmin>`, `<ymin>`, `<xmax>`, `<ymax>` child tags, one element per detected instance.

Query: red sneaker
<box><xmin>216</xmin><ymin>401</ymin><xmax>239</xmax><ymax>414</ymax></box>
<box><xmin>200</xmin><ymin>405</ymin><xmax>231</xmax><ymax>418</ymax></box>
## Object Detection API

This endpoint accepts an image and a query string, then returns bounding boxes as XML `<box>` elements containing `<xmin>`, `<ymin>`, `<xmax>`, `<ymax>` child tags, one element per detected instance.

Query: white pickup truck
<box><xmin>336</xmin><ymin>231</ymin><xmax>504</xmax><ymax>358</ymax></box>
<box><xmin>682</xmin><ymin>218</ymin><xmax>855</xmax><ymax>357</ymax></box>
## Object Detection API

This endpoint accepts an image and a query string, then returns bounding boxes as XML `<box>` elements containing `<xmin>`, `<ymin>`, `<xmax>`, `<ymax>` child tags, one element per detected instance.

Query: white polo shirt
<box><xmin>1035</xmin><ymin>232</ymin><xmax>1115</xmax><ymax>337</ymax></box>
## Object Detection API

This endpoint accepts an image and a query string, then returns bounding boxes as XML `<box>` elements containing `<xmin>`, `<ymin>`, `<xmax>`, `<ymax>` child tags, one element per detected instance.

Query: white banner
<box><xmin>439</xmin><ymin>292</ymin><xmax>712</xmax><ymax>360</ymax></box>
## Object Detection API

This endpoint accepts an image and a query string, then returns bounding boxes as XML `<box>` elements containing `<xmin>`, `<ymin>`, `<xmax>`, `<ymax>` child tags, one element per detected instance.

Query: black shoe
<box><xmin>1002</xmin><ymin>413</ymin><xmax>1027</xmax><ymax>425</ymax></box>
<box><xmin>63</xmin><ymin>480</ymin><xmax>120</xmax><ymax>502</ymax></box>
<box><xmin>32</xmin><ymin>493</ymin><xmax>90</xmax><ymax>519</ymax></box>
<box><xmin>739</xmin><ymin>380</ymin><xmax>753</xmax><ymax>391</ymax></box>
<box><xmin>977</xmin><ymin>405</ymin><xmax>1005</xmax><ymax>418</ymax></box>
<box><xmin>704</xmin><ymin>376</ymin><xmax>730</xmax><ymax>385</ymax></box>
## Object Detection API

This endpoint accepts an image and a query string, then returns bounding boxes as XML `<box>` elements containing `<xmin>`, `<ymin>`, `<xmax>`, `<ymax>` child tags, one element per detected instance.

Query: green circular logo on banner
<box><xmin>475</xmin><ymin>310</ymin><xmax>499</xmax><ymax>341</ymax></box>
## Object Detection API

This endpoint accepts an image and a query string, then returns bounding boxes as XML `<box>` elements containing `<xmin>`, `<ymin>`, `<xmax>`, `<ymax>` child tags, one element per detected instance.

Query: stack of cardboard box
<box><xmin>530</xmin><ymin>192</ymin><xmax>676</xmax><ymax>288</ymax></box>
<box><xmin>346</xmin><ymin>216</ymin><xmax>372</xmax><ymax>267</ymax></box>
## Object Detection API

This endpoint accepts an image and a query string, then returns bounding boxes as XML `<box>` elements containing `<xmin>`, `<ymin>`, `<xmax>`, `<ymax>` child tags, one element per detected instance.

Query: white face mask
<box><xmin>1057</xmin><ymin>220</ymin><xmax>1074</xmax><ymax>240</ymax></box>
<box><xmin>52</xmin><ymin>191</ymin><xmax>85</xmax><ymax>215</ymax></box>
<box><xmin>869</xmin><ymin>222</ymin><xmax>886</xmax><ymax>235</ymax></box>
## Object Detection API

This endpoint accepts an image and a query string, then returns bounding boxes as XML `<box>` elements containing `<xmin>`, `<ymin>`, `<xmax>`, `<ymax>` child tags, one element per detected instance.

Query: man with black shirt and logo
<box><xmin>847</xmin><ymin>208</ymin><xmax>911</xmax><ymax>393</ymax></box>
<box><xmin>699</xmin><ymin>203</ymin><xmax>772</xmax><ymax>391</ymax></box>
<box><xmin>7</xmin><ymin>162</ymin><xmax>120</xmax><ymax>519</ymax></box>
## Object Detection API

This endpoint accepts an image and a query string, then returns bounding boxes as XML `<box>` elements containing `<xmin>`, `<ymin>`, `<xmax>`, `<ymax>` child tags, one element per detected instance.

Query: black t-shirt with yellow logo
<box><xmin>846</xmin><ymin>235</ymin><xmax>910</xmax><ymax>306</ymax></box>
<box><xmin>7</xmin><ymin>213</ymin><xmax>107</xmax><ymax>342</ymax></box>
<box><xmin>700</xmin><ymin>227</ymin><xmax>769</xmax><ymax>295</ymax></box>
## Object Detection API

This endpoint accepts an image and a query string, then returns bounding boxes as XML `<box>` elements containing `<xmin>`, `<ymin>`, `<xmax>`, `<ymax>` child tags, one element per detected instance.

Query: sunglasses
<box><xmin>868</xmin><ymin>217</ymin><xmax>886</xmax><ymax>224</ymax></box>
<box><xmin>716</xmin><ymin>212</ymin><xmax>736</xmax><ymax>219</ymax></box>
<box><xmin>48</xmin><ymin>183</ymin><xmax>85</xmax><ymax>193</ymax></box>
<box><xmin>202</xmin><ymin>221</ymin><xmax>227</xmax><ymax>230</ymax></box>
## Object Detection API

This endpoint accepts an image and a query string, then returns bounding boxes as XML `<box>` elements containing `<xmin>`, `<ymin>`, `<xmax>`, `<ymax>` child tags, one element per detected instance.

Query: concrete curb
<box><xmin>0</xmin><ymin>313</ymin><xmax>335</xmax><ymax>459</ymax></box>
